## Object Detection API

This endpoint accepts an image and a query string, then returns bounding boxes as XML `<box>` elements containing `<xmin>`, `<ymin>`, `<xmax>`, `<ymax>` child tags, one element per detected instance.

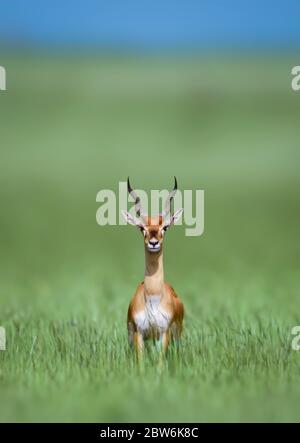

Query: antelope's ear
<box><xmin>163</xmin><ymin>208</ymin><xmax>184</xmax><ymax>229</ymax></box>
<box><xmin>122</xmin><ymin>210</ymin><xmax>144</xmax><ymax>228</ymax></box>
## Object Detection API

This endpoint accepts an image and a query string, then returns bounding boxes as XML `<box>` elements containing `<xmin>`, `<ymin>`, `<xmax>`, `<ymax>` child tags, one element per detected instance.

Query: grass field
<box><xmin>0</xmin><ymin>55</ymin><xmax>299</xmax><ymax>422</ymax></box>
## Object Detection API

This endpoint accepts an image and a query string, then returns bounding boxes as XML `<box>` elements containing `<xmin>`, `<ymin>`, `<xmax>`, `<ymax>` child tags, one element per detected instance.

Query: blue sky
<box><xmin>1</xmin><ymin>0</ymin><xmax>300</xmax><ymax>50</ymax></box>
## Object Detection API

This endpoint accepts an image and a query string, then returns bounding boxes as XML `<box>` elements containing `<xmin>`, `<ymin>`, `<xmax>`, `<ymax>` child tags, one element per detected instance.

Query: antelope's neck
<box><xmin>144</xmin><ymin>248</ymin><xmax>165</xmax><ymax>296</ymax></box>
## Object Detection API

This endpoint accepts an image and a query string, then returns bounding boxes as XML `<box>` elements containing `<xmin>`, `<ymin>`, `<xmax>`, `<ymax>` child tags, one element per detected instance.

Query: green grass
<box><xmin>0</xmin><ymin>54</ymin><xmax>299</xmax><ymax>422</ymax></box>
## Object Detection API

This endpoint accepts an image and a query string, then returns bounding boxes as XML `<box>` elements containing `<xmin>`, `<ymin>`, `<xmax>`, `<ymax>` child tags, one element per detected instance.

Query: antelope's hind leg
<box><xmin>127</xmin><ymin>321</ymin><xmax>135</xmax><ymax>347</ymax></box>
<box><xmin>171</xmin><ymin>320</ymin><xmax>183</xmax><ymax>342</ymax></box>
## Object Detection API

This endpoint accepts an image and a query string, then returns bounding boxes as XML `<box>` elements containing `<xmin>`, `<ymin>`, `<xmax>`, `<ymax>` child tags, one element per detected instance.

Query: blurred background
<box><xmin>0</xmin><ymin>0</ymin><xmax>299</xmax><ymax>423</ymax></box>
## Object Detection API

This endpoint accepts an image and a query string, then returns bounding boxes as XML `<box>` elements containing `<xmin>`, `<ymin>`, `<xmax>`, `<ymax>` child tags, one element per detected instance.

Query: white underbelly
<box><xmin>134</xmin><ymin>295</ymin><xmax>170</xmax><ymax>337</ymax></box>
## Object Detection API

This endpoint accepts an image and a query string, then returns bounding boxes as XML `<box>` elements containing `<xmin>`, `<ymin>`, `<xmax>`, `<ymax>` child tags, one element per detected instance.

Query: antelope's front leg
<box><xmin>133</xmin><ymin>331</ymin><xmax>144</xmax><ymax>363</ymax></box>
<box><xmin>156</xmin><ymin>331</ymin><xmax>170</xmax><ymax>372</ymax></box>
<box><xmin>161</xmin><ymin>330</ymin><xmax>170</xmax><ymax>354</ymax></box>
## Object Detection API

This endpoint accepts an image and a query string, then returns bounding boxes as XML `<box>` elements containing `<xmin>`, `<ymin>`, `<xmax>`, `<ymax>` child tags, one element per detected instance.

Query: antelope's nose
<box><xmin>149</xmin><ymin>240</ymin><xmax>159</xmax><ymax>246</ymax></box>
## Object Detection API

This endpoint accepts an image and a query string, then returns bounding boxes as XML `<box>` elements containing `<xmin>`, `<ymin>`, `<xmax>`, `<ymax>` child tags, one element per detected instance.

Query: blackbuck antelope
<box><xmin>122</xmin><ymin>177</ymin><xmax>184</xmax><ymax>360</ymax></box>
